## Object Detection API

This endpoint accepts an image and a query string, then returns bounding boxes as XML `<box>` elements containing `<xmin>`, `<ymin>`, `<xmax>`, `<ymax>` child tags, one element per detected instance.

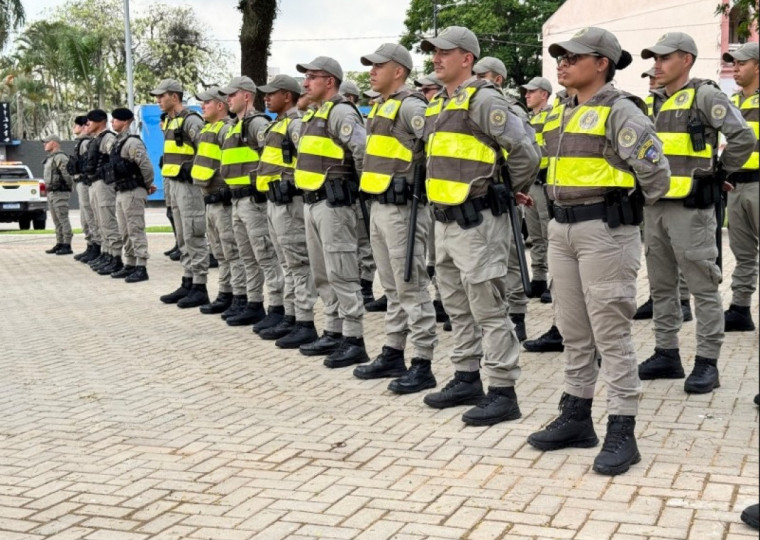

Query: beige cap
<box><xmin>296</xmin><ymin>56</ymin><xmax>343</xmax><ymax>82</ymax></box>
<box><xmin>339</xmin><ymin>80</ymin><xmax>360</xmax><ymax>97</ymax></box>
<box><xmin>258</xmin><ymin>74</ymin><xmax>302</xmax><ymax>94</ymax></box>
<box><xmin>414</xmin><ymin>74</ymin><xmax>443</xmax><ymax>88</ymax></box>
<box><xmin>195</xmin><ymin>86</ymin><xmax>226</xmax><ymax>102</ymax></box>
<box><xmin>360</xmin><ymin>43</ymin><xmax>414</xmax><ymax>71</ymax></box>
<box><xmin>473</xmin><ymin>56</ymin><xmax>507</xmax><ymax>79</ymax></box>
<box><xmin>364</xmin><ymin>89</ymin><xmax>380</xmax><ymax>99</ymax></box>
<box><xmin>723</xmin><ymin>41</ymin><xmax>759</xmax><ymax>63</ymax></box>
<box><xmin>549</xmin><ymin>27</ymin><xmax>632</xmax><ymax>69</ymax></box>
<box><xmin>521</xmin><ymin>76</ymin><xmax>552</xmax><ymax>94</ymax></box>
<box><xmin>219</xmin><ymin>76</ymin><xmax>257</xmax><ymax>95</ymax></box>
<box><xmin>421</xmin><ymin>26</ymin><xmax>480</xmax><ymax>59</ymax></box>
<box><xmin>641</xmin><ymin>67</ymin><xmax>656</xmax><ymax>79</ymax></box>
<box><xmin>150</xmin><ymin>78</ymin><xmax>183</xmax><ymax>95</ymax></box>
<box><xmin>43</xmin><ymin>134</ymin><xmax>61</xmax><ymax>144</ymax></box>
<box><xmin>642</xmin><ymin>32</ymin><xmax>698</xmax><ymax>59</ymax></box>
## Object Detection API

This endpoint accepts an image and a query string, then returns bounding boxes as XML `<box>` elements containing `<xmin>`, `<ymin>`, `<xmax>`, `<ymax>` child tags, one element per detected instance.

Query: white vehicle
<box><xmin>0</xmin><ymin>162</ymin><xmax>47</xmax><ymax>230</ymax></box>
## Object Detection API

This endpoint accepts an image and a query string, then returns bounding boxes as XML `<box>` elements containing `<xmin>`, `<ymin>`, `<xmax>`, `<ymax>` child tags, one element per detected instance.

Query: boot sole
<box><xmin>199</xmin><ymin>307</ymin><xmax>230</xmax><ymax>314</ymax></box>
<box><xmin>259</xmin><ymin>331</ymin><xmax>294</xmax><ymax>341</ymax></box>
<box><xmin>462</xmin><ymin>409</ymin><xmax>522</xmax><ymax>426</ymax></box>
<box><xmin>741</xmin><ymin>508</ymin><xmax>760</xmax><ymax>530</ymax></box>
<box><xmin>527</xmin><ymin>435</ymin><xmax>599</xmax><ymax>451</ymax></box>
<box><xmin>638</xmin><ymin>371</ymin><xmax>685</xmax><ymax>380</ymax></box>
<box><xmin>725</xmin><ymin>325</ymin><xmax>756</xmax><ymax>332</ymax></box>
<box><xmin>684</xmin><ymin>379</ymin><xmax>720</xmax><ymax>394</ymax></box>
<box><xmin>388</xmin><ymin>377</ymin><xmax>437</xmax><ymax>395</ymax></box>
<box><xmin>227</xmin><ymin>318</ymin><xmax>262</xmax><ymax>326</ymax></box>
<box><xmin>593</xmin><ymin>451</ymin><xmax>641</xmax><ymax>476</ymax></box>
<box><xmin>423</xmin><ymin>393</ymin><xmax>485</xmax><ymax>409</ymax></box>
<box><xmin>523</xmin><ymin>345</ymin><xmax>565</xmax><ymax>353</ymax></box>
<box><xmin>324</xmin><ymin>355</ymin><xmax>370</xmax><ymax>369</ymax></box>
<box><xmin>299</xmin><ymin>346</ymin><xmax>340</xmax><ymax>357</ymax></box>
<box><xmin>160</xmin><ymin>296</ymin><xmax>188</xmax><ymax>304</ymax></box>
<box><xmin>277</xmin><ymin>337</ymin><xmax>318</xmax><ymax>349</ymax></box>
<box><xmin>125</xmin><ymin>276</ymin><xmax>148</xmax><ymax>283</ymax></box>
<box><xmin>353</xmin><ymin>368</ymin><xmax>407</xmax><ymax>380</ymax></box>
<box><xmin>177</xmin><ymin>301</ymin><xmax>209</xmax><ymax>309</ymax></box>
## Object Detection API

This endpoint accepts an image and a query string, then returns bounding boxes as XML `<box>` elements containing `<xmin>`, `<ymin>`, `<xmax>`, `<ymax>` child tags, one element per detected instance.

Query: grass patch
<box><xmin>0</xmin><ymin>226</ymin><xmax>173</xmax><ymax>235</ymax></box>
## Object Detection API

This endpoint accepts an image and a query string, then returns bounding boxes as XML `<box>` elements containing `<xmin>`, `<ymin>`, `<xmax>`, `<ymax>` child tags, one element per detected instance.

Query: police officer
<box><xmin>637</xmin><ymin>33</ymin><xmax>755</xmax><ymax>394</ymax></box>
<box><xmin>340</xmin><ymin>81</ymin><xmax>361</xmax><ymax>104</ymax></box>
<box><xmin>108</xmin><ymin>107</ymin><xmax>156</xmax><ymax>282</ymax></box>
<box><xmin>294</xmin><ymin>56</ymin><xmax>370</xmax><ymax>368</ymax></box>
<box><xmin>70</xmin><ymin>116</ymin><xmax>99</xmax><ymax>262</ymax></box>
<box><xmin>526</xmin><ymin>27</ymin><xmax>671</xmax><ymax>475</ymax></box>
<box><xmin>257</xmin><ymin>74</ymin><xmax>321</xmax><ymax>347</ymax></box>
<box><xmin>42</xmin><ymin>134</ymin><xmax>74</xmax><ymax>255</ymax></box>
<box><xmin>353</xmin><ymin>43</ymin><xmax>438</xmax><ymax>394</ymax></box>
<box><xmin>420</xmin><ymin>27</ymin><xmax>540</xmax><ymax>426</ymax></box>
<box><xmin>722</xmin><ymin>42</ymin><xmax>759</xmax><ymax>332</ymax></box>
<box><xmin>83</xmin><ymin>109</ymin><xmax>121</xmax><ymax>274</ymax></box>
<box><xmin>152</xmin><ymin>79</ymin><xmax>209</xmax><ymax>307</ymax></box>
<box><xmin>218</xmin><ymin>76</ymin><xmax>286</xmax><ymax>329</ymax></box>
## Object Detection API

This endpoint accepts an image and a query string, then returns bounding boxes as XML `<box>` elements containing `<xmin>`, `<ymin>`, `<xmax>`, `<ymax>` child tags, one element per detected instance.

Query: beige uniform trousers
<box><xmin>232</xmin><ymin>197</ymin><xmax>283</xmax><ymax>305</ymax></box>
<box><xmin>76</xmin><ymin>182</ymin><xmax>99</xmax><ymax>245</ymax></box>
<box><xmin>115</xmin><ymin>187</ymin><xmax>149</xmax><ymax>266</ymax></box>
<box><xmin>304</xmin><ymin>200</ymin><xmax>364</xmax><ymax>337</ymax></box>
<box><xmin>549</xmin><ymin>219</ymin><xmax>642</xmax><ymax>416</ymax></box>
<box><xmin>170</xmin><ymin>180</ymin><xmax>208</xmax><ymax>283</ymax></box>
<box><xmin>436</xmin><ymin>211</ymin><xmax>521</xmax><ymax>387</ymax></box>
<box><xmin>91</xmin><ymin>180</ymin><xmax>120</xmax><ymax>256</ymax></box>
<box><xmin>355</xmin><ymin>201</ymin><xmax>376</xmax><ymax>282</ymax></box>
<box><xmin>727</xmin><ymin>181</ymin><xmax>759</xmax><ymax>306</ymax></box>
<box><xmin>48</xmin><ymin>191</ymin><xmax>72</xmax><ymax>244</ymax></box>
<box><xmin>644</xmin><ymin>203</ymin><xmax>724</xmax><ymax>359</ymax></box>
<box><xmin>164</xmin><ymin>176</ymin><xmax>173</xmax><ymax>207</ymax></box>
<box><xmin>524</xmin><ymin>182</ymin><xmax>550</xmax><ymax>281</ymax></box>
<box><xmin>370</xmin><ymin>202</ymin><xmax>437</xmax><ymax>360</ymax></box>
<box><xmin>268</xmin><ymin>197</ymin><xmax>317</xmax><ymax>321</ymax></box>
<box><xmin>207</xmin><ymin>202</ymin><xmax>246</xmax><ymax>295</ymax></box>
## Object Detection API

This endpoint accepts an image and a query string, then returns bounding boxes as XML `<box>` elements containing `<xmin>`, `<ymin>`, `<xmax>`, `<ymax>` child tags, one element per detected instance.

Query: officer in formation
<box><xmin>69</xmin><ymin>116</ymin><xmax>99</xmax><ymax>262</ymax></box>
<box><xmin>636</xmin><ymin>33</ymin><xmax>755</xmax><ymax>395</ymax></box>
<box><xmin>42</xmin><ymin>134</ymin><xmax>74</xmax><ymax>255</ymax></box>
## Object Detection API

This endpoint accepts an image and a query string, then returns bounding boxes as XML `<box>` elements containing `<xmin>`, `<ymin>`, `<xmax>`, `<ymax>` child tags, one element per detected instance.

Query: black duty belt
<box><xmin>433</xmin><ymin>196</ymin><xmax>490</xmax><ymax>224</ymax></box>
<box><xmin>204</xmin><ymin>190</ymin><xmax>231</xmax><ymax>205</ymax></box>
<box><xmin>230</xmin><ymin>185</ymin><xmax>266</xmax><ymax>203</ymax></box>
<box><xmin>731</xmin><ymin>171</ymin><xmax>758</xmax><ymax>184</ymax></box>
<box><xmin>303</xmin><ymin>187</ymin><xmax>328</xmax><ymax>205</ymax></box>
<box><xmin>535</xmin><ymin>169</ymin><xmax>548</xmax><ymax>185</ymax></box>
<box><xmin>47</xmin><ymin>187</ymin><xmax>72</xmax><ymax>193</ymax></box>
<box><xmin>551</xmin><ymin>202</ymin><xmax>607</xmax><ymax>224</ymax></box>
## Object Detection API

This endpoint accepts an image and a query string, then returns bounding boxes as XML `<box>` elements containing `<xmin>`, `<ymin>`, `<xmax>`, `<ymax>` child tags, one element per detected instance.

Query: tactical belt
<box><xmin>266</xmin><ymin>180</ymin><xmax>302</xmax><ymax>206</ymax></box>
<box><xmin>731</xmin><ymin>171</ymin><xmax>758</xmax><ymax>184</ymax></box>
<box><xmin>303</xmin><ymin>186</ymin><xmax>328</xmax><ymax>205</ymax></box>
<box><xmin>535</xmin><ymin>169</ymin><xmax>547</xmax><ymax>185</ymax></box>
<box><xmin>47</xmin><ymin>186</ymin><xmax>72</xmax><ymax>193</ymax></box>
<box><xmin>230</xmin><ymin>185</ymin><xmax>266</xmax><ymax>203</ymax></box>
<box><xmin>372</xmin><ymin>177</ymin><xmax>426</xmax><ymax>206</ymax></box>
<box><xmin>204</xmin><ymin>189</ymin><xmax>231</xmax><ymax>205</ymax></box>
<box><xmin>433</xmin><ymin>196</ymin><xmax>490</xmax><ymax>228</ymax></box>
<box><xmin>550</xmin><ymin>202</ymin><xmax>607</xmax><ymax>224</ymax></box>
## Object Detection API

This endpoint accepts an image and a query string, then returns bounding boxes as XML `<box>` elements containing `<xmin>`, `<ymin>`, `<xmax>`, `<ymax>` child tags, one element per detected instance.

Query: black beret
<box><xmin>86</xmin><ymin>109</ymin><xmax>108</xmax><ymax>122</ymax></box>
<box><xmin>111</xmin><ymin>107</ymin><xmax>134</xmax><ymax>121</ymax></box>
<box><xmin>74</xmin><ymin>115</ymin><xmax>88</xmax><ymax>126</ymax></box>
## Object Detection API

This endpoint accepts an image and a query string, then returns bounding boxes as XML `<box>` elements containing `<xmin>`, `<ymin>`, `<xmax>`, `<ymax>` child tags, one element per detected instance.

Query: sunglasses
<box><xmin>556</xmin><ymin>52</ymin><xmax>601</xmax><ymax>66</ymax></box>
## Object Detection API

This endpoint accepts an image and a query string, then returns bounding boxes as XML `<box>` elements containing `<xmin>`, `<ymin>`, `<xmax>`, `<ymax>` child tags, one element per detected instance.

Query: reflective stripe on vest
<box><xmin>732</xmin><ymin>93</ymin><xmax>759</xmax><ymax>171</ymax></box>
<box><xmin>161</xmin><ymin>113</ymin><xmax>196</xmax><ymax>177</ymax></box>
<box><xmin>294</xmin><ymin>100</ymin><xmax>347</xmax><ymax>190</ymax></box>
<box><xmin>191</xmin><ymin>121</ymin><xmax>225</xmax><ymax>182</ymax></box>
<box><xmin>645</xmin><ymin>94</ymin><xmax>654</xmax><ymax>117</ymax></box>
<box><xmin>530</xmin><ymin>108</ymin><xmax>550</xmax><ymax>170</ymax></box>
<box><xmin>424</xmin><ymin>83</ymin><xmax>499</xmax><ymax>205</ymax></box>
<box><xmin>544</xmin><ymin>97</ymin><xmax>636</xmax><ymax>190</ymax></box>
<box><xmin>257</xmin><ymin>116</ymin><xmax>295</xmax><ymax>191</ymax></box>
<box><xmin>220</xmin><ymin>118</ymin><xmax>260</xmax><ymax>186</ymax></box>
<box><xmin>360</xmin><ymin>94</ymin><xmax>417</xmax><ymax>194</ymax></box>
<box><xmin>655</xmin><ymin>86</ymin><xmax>713</xmax><ymax>198</ymax></box>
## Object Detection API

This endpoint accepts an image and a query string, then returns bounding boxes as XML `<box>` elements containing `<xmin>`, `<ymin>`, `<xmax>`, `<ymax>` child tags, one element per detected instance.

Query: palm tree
<box><xmin>0</xmin><ymin>0</ymin><xmax>25</xmax><ymax>50</ymax></box>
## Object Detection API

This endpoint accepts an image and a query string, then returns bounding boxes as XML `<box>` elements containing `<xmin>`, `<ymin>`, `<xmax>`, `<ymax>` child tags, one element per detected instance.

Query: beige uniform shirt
<box><xmin>44</xmin><ymin>152</ymin><xmax>73</xmax><ymax>190</ymax></box>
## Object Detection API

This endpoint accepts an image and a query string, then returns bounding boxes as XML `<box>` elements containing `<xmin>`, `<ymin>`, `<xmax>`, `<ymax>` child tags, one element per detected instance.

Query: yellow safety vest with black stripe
<box><xmin>161</xmin><ymin>109</ymin><xmax>201</xmax><ymax>178</ymax></box>
<box><xmin>360</xmin><ymin>89</ymin><xmax>425</xmax><ymax>194</ymax></box>
<box><xmin>220</xmin><ymin>112</ymin><xmax>269</xmax><ymax>186</ymax></box>
<box><xmin>423</xmin><ymin>79</ymin><xmax>501</xmax><ymax>205</ymax></box>
<box><xmin>257</xmin><ymin>110</ymin><xmax>301</xmax><ymax>192</ymax></box>
<box><xmin>191</xmin><ymin>121</ymin><xmax>225</xmax><ymax>182</ymax></box>
<box><xmin>294</xmin><ymin>95</ymin><xmax>358</xmax><ymax>191</ymax></box>
<box><xmin>644</xmin><ymin>94</ymin><xmax>654</xmax><ymax>117</ymax></box>
<box><xmin>530</xmin><ymin>106</ymin><xmax>552</xmax><ymax>171</ymax></box>
<box><xmin>653</xmin><ymin>79</ymin><xmax>715</xmax><ymax>199</ymax></box>
<box><xmin>731</xmin><ymin>92</ymin><xmax>759</xmax><ymax>171</ymax></box>
<box><xmin>543</xmin><ymin>88</ymin><xmax>637</xmax><ymax>192</ymax></box>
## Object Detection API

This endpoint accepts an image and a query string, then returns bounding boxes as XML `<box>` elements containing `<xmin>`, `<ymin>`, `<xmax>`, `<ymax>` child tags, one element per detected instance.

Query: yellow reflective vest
<box><xmin>257</xmin><ymin>111</ymin><xmax>301</xmax><ymax>192</ymax></box>
<box><xmin>530</xmin><ymin>106</ymin><xmax>551</xmax><ymax>171</ymax></box>
<box><xmin>731</xmin><ymin>92</ymin><xmax>759</xmax><ymax>171</ymax></box>
<box><xmin>191</xmin><ymin>120</ymin><xmax>226</xmax><ymax>182</ymax></box>
<box><xmin>161</xmin><ymin>109</ymin><xmax>201</xmax><ymax>178</ymax></box>
<box><xmin>220</xmin><ymin>113</ymin><xmax>268</xmax><ymax>186</ymax></box>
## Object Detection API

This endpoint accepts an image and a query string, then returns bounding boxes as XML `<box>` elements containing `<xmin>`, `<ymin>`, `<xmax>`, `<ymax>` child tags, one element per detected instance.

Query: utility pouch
<box><xmin>687</xmin><ymin>116</ymin><xmax>706</xmax><ymax>152</ymax></box>
<box><xmin>603</xmin><ymin>189</ymin><xmax>622</xmax><ymax>228</ymax></box>
<box><xmin>486</xmin><ymin>183</ymin><xmax>509</xmax><ymax>217</ymax></box>
<box><xmin>684</xmin><ymin>173</ymin><xmax>719</xmax><ymax>209</ymax></box>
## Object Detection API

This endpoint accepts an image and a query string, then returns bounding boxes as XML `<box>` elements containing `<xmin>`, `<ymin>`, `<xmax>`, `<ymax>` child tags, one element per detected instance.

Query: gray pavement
<box><xmin>0</xmin><ymin>230</ymin><xmax>757</xmax><ymax>539</ymax></box>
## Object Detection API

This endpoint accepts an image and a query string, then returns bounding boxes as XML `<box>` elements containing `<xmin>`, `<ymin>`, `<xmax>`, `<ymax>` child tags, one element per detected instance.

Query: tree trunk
<box><xmin>239</xmin><ymin>0</ymin><xmax>277</xmax><ymax>110</ymax></box>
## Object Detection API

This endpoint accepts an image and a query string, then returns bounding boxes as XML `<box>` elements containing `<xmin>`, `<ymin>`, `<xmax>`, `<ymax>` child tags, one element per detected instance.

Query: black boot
<box><xmin>98</xmin><ymin>255</ymin><xmax>123</xmax><ymax>275</ymax></box>
<box><xmin>633</xmin><ymin>296</ymin><xmax>653</xmax><ymax>320</ymax></box>
<box><xmin>353</xmin><ymin>346</ymin><xmax>406</xmax><ymax>380</ymax></box>
<box><xmin>177</xmin><ymin>283</ymin><xmax>210</xmax><ymax>309</ymax></box>
<box><xmin>365</xmin><ymin>295</ymin><xmax>388</xmax><ymax>312</ymax></box>
<box><xmin>528</xmin><ymin>280</ymin><xmax>547</xmax><ymax>299</ymax></box>
<box><xmin>725</xmin><ymin>304</ymin><xmax>756</xmax><ymax>332</ymax></box>
<box><xmin>433</xmin><ymin>300</ymin><xmax>449</xmax><ymax>324</ymax></box>
<box><xmin>160</xmin><ymin>277</ymin><xmax>192</xmax><ymax>304</ymax></box>
<box><xmin>527</xmin><ymin>393</ymin><xmax>598</xmax><ymax>450</ymax></box>
<box><xmin>523</xmin><ymin>325</ymin><xmax>564</xmax><ymax>353</ymax></box>
<box><xmin>45</xmin><ymin>243</ymin><xmax>62</xmax><ymax>254</ymax></box>
<box><xmin>209</xmin><ymin>252</ymin><xmax>219</xmax><ymax>268</ymax></box>
<box><xmin>221</xmin><ymin>295</ymin><xmax>247</xmax><ymax>320</ymax></box>
<box><xmin>169</xmin><ymin>247</ymin><xmax>181</xmax><ymax>261</ymax></box>
<box><xmin>423</xmin><ymin>371</ymin><xmax>485</xmax><ymax>409</ymax></box>
<box><xmin>510</xmin><ymin>313</ymin><xmax>527</xmax><ymax>342</ymax></box>
<box><xmin>638</xmin><ymin>348</ymin><xmax>685</xmax><ymax>380</ymax></box>
<box><xmin>540</xmin><ymin>288</ymin><xmax>552</xmax><ymax>304</ymax></box>
<box><xmin>74</xmin><ymin>244</ymin><xmax>92</xmax><ymax>261</ymax></box>
<box><xmin>741</xmin><ymin>503</ymin><xmax>760</xmax><ymax>530</ymax></box>
<box><xmin>200</xmin><ymin>292</ymin><xmax>233</xmax><ymax>314</ymax></box>
<box><xmin>259</xmin><ymin>316</ymin><xmax>295</xmax><ymax>340</ymax></box>
<box><xmin>324</xmin><ymin>336</ymin><xmax>370</xmax><ymax>368</ymax></box>
<box><xmin>462</xmin><ymin>386</ymin><xmax>521</xmax><ymax>426</ymax></box>
<box><xmin>681</xmin><ymin>300</ymin><xmax>693</xmax><ymax>322</ymax></box>
<box><xmin>55</xmin><ymin>243</ymin><xmax>73</xmax><ymax>255</ymax></box>
<box><xmin>226</xmin><ymin>301</ymin><xmax>265</xmax><ymax>326</ymax></box>
<box><xmin>111</xmin><ymin>265</ymin><xmax>136</xmax><ymax>279</ymax></box>
<box><xmin>164</xmin><ymin>243</ymin><xmax>178</xmax><ymax>256</ymax></box>
<box><xmin>125</xmin><ymin>265</ymin><xmax>149</xmax><ymax>283</ymax></box>
<box><xmin>299</xmin><ymin>331</ymin><xmax>342</xmax><ymax>356</ymax></box>
<box><xmin>80</xmin><ymin>243</ymin><xmax>100</xmax><ymax>263</ymax></box>
<box><xmin>443</xmin><ymin>319</ymin><xmax>452</xmax><ymax>332</ymax></box>
<box><xmin>684</xmin><ymin>356</ymin><xmax>720</xmax><ymax>394</ymax></box>
<box><xmin>388</xmin><ymin>358</ymin><xmax>437</xmax><ymax>394</ymax></box>
<box><xmin>90</xmin><ymin>253</ymin><xmax>112</xmax><ymax>271</ymax></box>
<box><xmin>360</xmin><ymin>279</ymin><xmax>375</xmax><ymax>305</ymax></box>
<box><xmin>277</xmin><ymin>321</ymin><xmax>318</xmax><ymax>349</ymax></box>
<box><xmin>253</xmin><ymin>305</ymin><xmax>285</xmax><ymax>334</ymax></box>
<box><xmin>592</xmin><ymin>415</ymin><xmax>641</xmax><ymax>476</ymax></box>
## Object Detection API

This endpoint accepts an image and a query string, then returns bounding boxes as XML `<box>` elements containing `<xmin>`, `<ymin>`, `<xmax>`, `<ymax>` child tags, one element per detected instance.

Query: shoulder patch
<box><xmin>617</xmin><ymin>126</ymin><xmax>638</xmax><ymax>148</ymax></box>
<box><xmin>291</xmin><ymin>132</ymin><xmax>300</xmax><ymax>145</ymax></box>
<box><xmin>751</xmin><ymin>95</ymin><xmax>759</xmax><ymax>107</ymax></box>
<box><xmin>129</xmin><ymin>146</ymin><xmax>137</xmax><ymax>160</ymax></box>
<box><xmin>711</xmin><ymin>103</ymin><xmax>727</xmax><ymax>120</ymax></box>
<box><xmin>257</xmin><ymin>131</ymin><xmax>265</xmax><ymax>143</ymax></box>
<box><xmin>489</xmin><ymin>109</ymin><xmax>507</xmax><ymax>128</ymax></box>
<box><xmin>636</xmin><ymin>138</ymin><xmax>660</xmax><ymax>163</ymax></box>
<box><xmin>411</xmin><ymin>115</ymin><xmax>425</xmax><ymax>131</ymax></box>
<box><xmin>340</xmin><ymin>123</ymin><xmax>353</xmax><ymax>137</ymax></box>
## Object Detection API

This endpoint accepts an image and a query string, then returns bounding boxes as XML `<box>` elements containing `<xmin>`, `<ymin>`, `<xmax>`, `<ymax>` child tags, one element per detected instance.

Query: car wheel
<box><xmin>19</xmin><ymin>217</ymin><xmax>31</xmax><ymax>230</ymax></box>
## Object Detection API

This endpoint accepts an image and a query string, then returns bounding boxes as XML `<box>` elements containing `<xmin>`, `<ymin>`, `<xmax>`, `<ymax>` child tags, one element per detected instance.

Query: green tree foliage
<box><xmin>0</xmin><ymin>0</ymin><xmax>25</xmax><ymax>50</ymax></box>
<box><xmin>401</xmin><ymin>0</ymin><xmax>566</xmax><ymax>89</ymax></box>
<box><xmin>716</xmin><ymin>0</ymin><xmax>759</xmax><ymax>40</ymax></box>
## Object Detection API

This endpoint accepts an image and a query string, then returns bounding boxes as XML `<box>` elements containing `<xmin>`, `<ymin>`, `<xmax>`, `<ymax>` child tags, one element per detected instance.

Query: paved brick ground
<box><xmin>0</xmin><ymin>231</ymin><xmax>757</xmax><ymax>540</ymax></box>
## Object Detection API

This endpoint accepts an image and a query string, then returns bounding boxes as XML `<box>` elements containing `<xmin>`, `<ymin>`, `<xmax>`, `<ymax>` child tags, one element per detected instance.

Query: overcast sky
<box><xmin>25</xmin><ymin>0</ymin><xmax>429</xmax><ymax>77</ymax></box>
